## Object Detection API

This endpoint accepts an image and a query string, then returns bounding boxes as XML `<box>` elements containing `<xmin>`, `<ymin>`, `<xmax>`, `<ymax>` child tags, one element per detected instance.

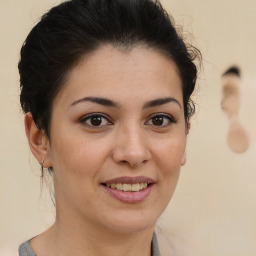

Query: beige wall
<box><xmin>1</xmin><ymin>0</ymin><xmax>255</xmax><ymax>255</ymax></box>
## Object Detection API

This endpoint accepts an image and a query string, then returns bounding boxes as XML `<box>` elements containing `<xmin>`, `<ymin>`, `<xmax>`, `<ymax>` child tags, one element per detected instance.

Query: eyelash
<box><xmin>147</xmin><ymin>113</ymin><xmax>176</xmax><ymax>127</ymax></box>
<box><xmin>79</xmin><ymin>113</ymin><xmax>112</xmax><ymax>128</ymax></box>
<box><xmin>79</xmin><ymin>113</ymin><xmax>176</xmax><ymax>128</ymax></box>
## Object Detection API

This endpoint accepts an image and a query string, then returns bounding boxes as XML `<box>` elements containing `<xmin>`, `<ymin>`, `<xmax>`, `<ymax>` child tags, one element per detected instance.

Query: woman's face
<box><xmin>46</xmin><ymin>45</ymin><xmax>187</xmax><ymax>234</ymax></box>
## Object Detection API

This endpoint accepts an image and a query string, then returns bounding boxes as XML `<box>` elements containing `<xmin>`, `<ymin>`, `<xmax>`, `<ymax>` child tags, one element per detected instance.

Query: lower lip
<box><xmin>101</xmin><ymin>184</ymin><xmax>154</xmax><ymax>203</ymax></box>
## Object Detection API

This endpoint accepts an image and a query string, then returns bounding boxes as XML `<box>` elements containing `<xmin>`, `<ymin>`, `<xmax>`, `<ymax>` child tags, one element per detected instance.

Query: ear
<box><xmin>24</xmin><ymin>112</ymin><xmax>52</xmax><ymax>168</ymax></box>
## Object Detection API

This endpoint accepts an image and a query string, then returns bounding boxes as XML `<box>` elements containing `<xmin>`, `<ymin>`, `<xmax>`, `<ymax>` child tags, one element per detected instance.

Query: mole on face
<box><xmin>221</xmin><ymin>66</ymin><xmax>249</xmax><ymax>154</ymax></box>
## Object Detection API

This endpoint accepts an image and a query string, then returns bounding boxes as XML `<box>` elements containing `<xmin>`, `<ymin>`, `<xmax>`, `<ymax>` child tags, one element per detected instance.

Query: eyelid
<box><xmin>145</xmin><ymin>113</ymin><xmax>177</xmax><ymax>126</ymax></box>
<box><xmin>79</xmin><ymin>113</ymin><xmax>113</xmax><ymax>127</ymax></box>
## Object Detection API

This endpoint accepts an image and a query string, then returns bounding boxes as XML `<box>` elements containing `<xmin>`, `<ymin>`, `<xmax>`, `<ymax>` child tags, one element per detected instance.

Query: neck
<box><xmin>34</xmin><ymin>210</ymin><xmax>155</xmax><ymax>256</ymax></box>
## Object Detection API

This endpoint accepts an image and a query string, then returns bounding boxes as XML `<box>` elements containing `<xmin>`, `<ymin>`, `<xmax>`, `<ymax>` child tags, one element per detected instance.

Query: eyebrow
<box><xmin>71</xmin><ymin>97</ymin><xmax>121</xmax><ymax>108</ymax></box>
<box><xmin>142</xmin><ymin>97</ymin><xmax>181</xmax><ymax>109</ymax></box>
<box><xmin>70</xmin><ymin>96</ymin><xmax>181</xmax><ymax>109</ymax></box>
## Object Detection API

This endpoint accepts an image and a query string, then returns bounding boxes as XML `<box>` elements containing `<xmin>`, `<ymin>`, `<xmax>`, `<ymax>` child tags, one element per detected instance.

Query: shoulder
<box><xmin>152</xmin><ymin>232</ymin><xmax>162</xmax><ymax>256</ymax></box>
<box><xmin>18</xmin><ymin>241</ymin><xmax>36</xmax><ymax>256</ymax></box>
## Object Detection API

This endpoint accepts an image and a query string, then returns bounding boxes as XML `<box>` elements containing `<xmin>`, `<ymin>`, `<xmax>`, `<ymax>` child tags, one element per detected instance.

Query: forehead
<box><xmin>55</xmin><ymin>45</ymin><xmax>183</xmax><ymax>107</ymax></box>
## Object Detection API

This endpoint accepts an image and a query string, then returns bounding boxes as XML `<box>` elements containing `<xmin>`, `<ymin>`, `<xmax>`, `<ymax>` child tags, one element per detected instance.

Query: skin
<box><xmin>221</xmin><ymin>74</ymin><xmax>240</xmax><ymax>119</ymax></box>
<box><xmin>221</xmin><ymin>73</ymin><xmax>249</xmax><ymax>153</ymax></box>
<box><xmin>25</xmin><ymin>45</ymin><xmax>187</xmax><ymax>256</ymax></box>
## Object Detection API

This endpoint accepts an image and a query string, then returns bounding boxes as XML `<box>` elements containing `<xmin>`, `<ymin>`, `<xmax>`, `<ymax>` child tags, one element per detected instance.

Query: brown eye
<box><xmin>81</xmin><ymin>114</ymin><xmax>111</xmax><ymax>128</ymax></box>
<box><xmin>90</xmin><ymin>115</ymin><xmax>103</xmax><ymax>126</ymax></box>
<box><xmin>146</xmin><ymin>114</ymin><xmax>175</xmax><ymax>127</ymax></box>
<box><xmin>152</xmin><ymin>116</ymin><xmax>164</xmax><ymax>126</ymax></box>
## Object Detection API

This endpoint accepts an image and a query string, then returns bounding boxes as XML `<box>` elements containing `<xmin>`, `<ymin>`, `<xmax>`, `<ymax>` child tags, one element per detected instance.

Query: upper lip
<box><xmin>103</xmin><ymin>176</ymin><xmax>155</xmax><ymax>184</ymax></box>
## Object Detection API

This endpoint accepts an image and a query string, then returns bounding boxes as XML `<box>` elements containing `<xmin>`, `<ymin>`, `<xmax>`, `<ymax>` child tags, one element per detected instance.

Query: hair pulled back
<box><xmin>19</xmin><ymin>0</ymin><xmax>200</xmax><ymax>137</ymax></box>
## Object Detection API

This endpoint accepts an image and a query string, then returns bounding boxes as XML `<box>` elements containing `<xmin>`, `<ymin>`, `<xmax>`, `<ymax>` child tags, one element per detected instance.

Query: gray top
<box><xmin>19</xmin><ymin>232</ymin><xmax>161</xmax><ymax>256</ymax></box>
<box><xmin>18</xmin><ymin>240</ymin><xmax>36</xmax><ymax>256</ymax></box>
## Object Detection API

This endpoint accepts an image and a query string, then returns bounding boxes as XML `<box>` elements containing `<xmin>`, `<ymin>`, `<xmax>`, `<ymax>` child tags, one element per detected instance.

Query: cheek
<box><xmin>151</xmin><ymin>137</ymin><xmax>184</xmax><ymax>209</ymax></box>
<box><xmin>153</xmin><ymin>134</ymin><xmax>186</xmax><ymax>170</ymax></box>
<box><xmin>49</xmin><ymin>133</ymin><xmax>112</xmax><ymax>207</ymax></box>
<box><xmin>152</xmin><ymin>134</ymin><xmax>185</xmax><ymax>193</ymax></box>
<box><xmin>49</xmin><ymin>130</ymin><xmax>110</xmax><ymax>181</ymax></box>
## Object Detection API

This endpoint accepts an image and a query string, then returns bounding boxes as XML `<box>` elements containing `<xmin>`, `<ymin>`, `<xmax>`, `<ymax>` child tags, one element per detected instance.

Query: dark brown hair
<box><xmin>19</xmin><ymin>0</ymin><xmax>200</xmax><ymax>137</ymax></box>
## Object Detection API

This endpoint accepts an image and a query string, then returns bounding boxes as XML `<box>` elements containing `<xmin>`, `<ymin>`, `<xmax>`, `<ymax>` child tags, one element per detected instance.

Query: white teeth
<box><xmin>105</xmin><ymin>183</ymin><xmax>149</xmax><ymax>192</ymax></box>
<box><xmin>131</xmin><ymin>183</ymin><xmax>140</xmax><ymax>192</ymax></box>
<box><xmin>122</xmin><ymin>184</ymin><xmax>132</xmax><ymax>191</ymax></box>
<box><xmin>116</xmin><ymin>183</ymin><xmax>122</xmax><ymax>190</ymax></box>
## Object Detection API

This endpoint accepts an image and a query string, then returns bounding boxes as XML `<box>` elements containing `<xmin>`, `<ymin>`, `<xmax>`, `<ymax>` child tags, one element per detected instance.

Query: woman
<box><xmin>18</xmin><ymin>0</ymin><xmax>200</xmax><ymax>255</ymax></box>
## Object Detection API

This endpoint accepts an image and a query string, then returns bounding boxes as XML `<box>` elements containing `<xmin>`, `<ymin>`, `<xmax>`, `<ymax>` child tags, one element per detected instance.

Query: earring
<box><xmin>40</xmin><ymin>159</ymin><xmax>45</xmax><ymax>168</ymax></box>
<box><xmin>40</xmin><ymin>158</ymin><xmax>53</xmax><ymax>174</ymax></box>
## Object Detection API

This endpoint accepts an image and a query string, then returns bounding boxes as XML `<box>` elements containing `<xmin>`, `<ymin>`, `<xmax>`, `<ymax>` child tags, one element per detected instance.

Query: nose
<box><xmin>112</xmin><ymin>125</ymin><xmax>151</xmax><ymax>168</ymax></box>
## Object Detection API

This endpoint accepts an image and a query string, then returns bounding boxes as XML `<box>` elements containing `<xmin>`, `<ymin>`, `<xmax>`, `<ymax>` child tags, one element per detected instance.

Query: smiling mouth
<box><xmin>101</xmin><ymin>183</ymin><xmax>152</xmax><ymax>192</ymax></box>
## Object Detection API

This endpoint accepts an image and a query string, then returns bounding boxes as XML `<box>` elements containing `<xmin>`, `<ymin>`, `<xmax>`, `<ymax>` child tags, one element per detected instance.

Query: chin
<box><xmin>108</xmin><ymin>221</ymin><xmax>155</xmax><ymax>235</ymax></box>
<box><xmin>100</xmin><ymin>209</ymin><xmax>159</xmax><ymax>234</ymax></box>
